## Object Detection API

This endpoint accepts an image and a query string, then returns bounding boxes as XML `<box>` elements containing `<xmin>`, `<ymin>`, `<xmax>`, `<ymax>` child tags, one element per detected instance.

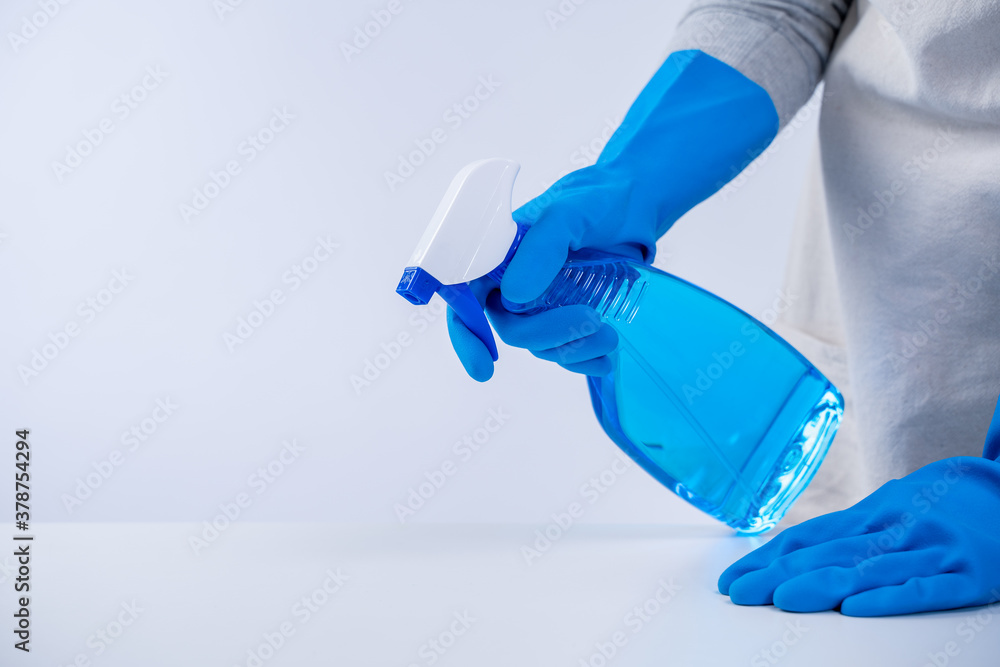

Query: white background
<box><xmin>0</xmin><ymin>0</ymin><xmax>819</xmax><ymax>527</ymax></box>
<box><xmin>7</xmin><ymin>3</ymin><xmax>997</xmax><ymax>667</ymax></box>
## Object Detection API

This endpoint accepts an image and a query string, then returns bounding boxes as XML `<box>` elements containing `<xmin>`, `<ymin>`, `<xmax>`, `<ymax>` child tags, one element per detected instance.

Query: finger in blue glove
<box><xmin>447</xmin><ymin>304</ymin><xmax>496</xmax><ymax>382</ymax></box>
<box><xmin>483</xmin><ymin>291</ymin><xmax>619</xmax><ymax>376</ymax></box>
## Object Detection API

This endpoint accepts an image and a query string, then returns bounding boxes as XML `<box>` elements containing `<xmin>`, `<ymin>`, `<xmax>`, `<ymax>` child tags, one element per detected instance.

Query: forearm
<box><xmin>668</xmin><ymin>0</ymin><xmax>853</xmax><ymax>127</ymax></box>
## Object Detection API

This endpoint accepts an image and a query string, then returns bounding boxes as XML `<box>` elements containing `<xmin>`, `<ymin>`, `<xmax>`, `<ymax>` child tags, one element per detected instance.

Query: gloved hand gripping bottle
<box><xmin>397</xmin><ymin>159</ymin><xmax>843</xmax><ymax>534</ymax></box>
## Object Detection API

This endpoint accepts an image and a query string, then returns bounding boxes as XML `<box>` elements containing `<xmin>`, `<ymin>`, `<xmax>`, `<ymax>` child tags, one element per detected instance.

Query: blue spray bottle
<box><xmin>397</xmin><ymin>159</ymin><xmax>843</xmax><ymax>534</ymax></box>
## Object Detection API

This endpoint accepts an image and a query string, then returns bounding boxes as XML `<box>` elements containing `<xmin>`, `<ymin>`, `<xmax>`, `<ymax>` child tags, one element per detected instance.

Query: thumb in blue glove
<box><xmin>446</xmin><ymin>266</ymin><xmax>622</xmax><ymax>381</ymax></box>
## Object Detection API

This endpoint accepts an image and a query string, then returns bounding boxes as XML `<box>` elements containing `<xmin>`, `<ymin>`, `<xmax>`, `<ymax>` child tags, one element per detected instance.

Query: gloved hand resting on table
<box><xmin>447</xmin><ymin>50</ymin><xmax>779</xmax><ymax>381</ymax></box>
<box><xmin>720</xmin><ymin>398</ymin><xmax>1000</xmax><ymax>616</ymax></box>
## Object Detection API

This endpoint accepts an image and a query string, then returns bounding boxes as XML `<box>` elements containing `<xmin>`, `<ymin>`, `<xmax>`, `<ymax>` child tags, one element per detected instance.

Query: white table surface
<box><xmin>6</xmin><ymin>522</ymin><xmax>999</xmax><ymax>666</ymax></box>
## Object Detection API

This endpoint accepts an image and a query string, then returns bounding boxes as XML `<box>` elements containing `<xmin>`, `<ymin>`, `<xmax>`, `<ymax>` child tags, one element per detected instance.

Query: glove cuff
<box><xmin>598</xmin><ymin>49</ymin><xmax>779</xmax><ymax>243</ymax></box>
<box><xmin>515</xmin><ymin>49</ymin><xmax>779</xmax><ymax>265</ymax></box>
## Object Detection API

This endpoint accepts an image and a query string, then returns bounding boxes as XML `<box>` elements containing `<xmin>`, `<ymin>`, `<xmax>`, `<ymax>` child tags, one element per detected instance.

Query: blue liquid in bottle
<box><xmin>506</xmin><ymin>252</ymin><xmax>843</xmax><ymax>534</ymax></box>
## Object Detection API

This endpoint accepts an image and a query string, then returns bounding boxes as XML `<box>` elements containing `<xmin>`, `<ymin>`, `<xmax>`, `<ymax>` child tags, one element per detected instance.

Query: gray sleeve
<box><xmin>668</xmin><ymin>1</ymin><xmax>852</xmax><ymax>127</ymax></box>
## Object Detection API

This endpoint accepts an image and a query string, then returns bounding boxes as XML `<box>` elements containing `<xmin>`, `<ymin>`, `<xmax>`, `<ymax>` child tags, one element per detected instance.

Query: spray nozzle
<box><xmin>396</xmin><ymin>158</ymin><xmax>522</xmax><ymax>363</ymax></box>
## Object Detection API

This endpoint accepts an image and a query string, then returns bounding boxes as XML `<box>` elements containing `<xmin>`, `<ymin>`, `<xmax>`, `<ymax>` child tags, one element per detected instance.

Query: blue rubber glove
<box><xmin>448</xmin><ymin>50</ymin><xmax>779</xmax><ymax>381</ymax></box>
<box><xmin>720</xmin><ymin>446</ymin><xmax>1000</xmax><ymax>616</ymax></box>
